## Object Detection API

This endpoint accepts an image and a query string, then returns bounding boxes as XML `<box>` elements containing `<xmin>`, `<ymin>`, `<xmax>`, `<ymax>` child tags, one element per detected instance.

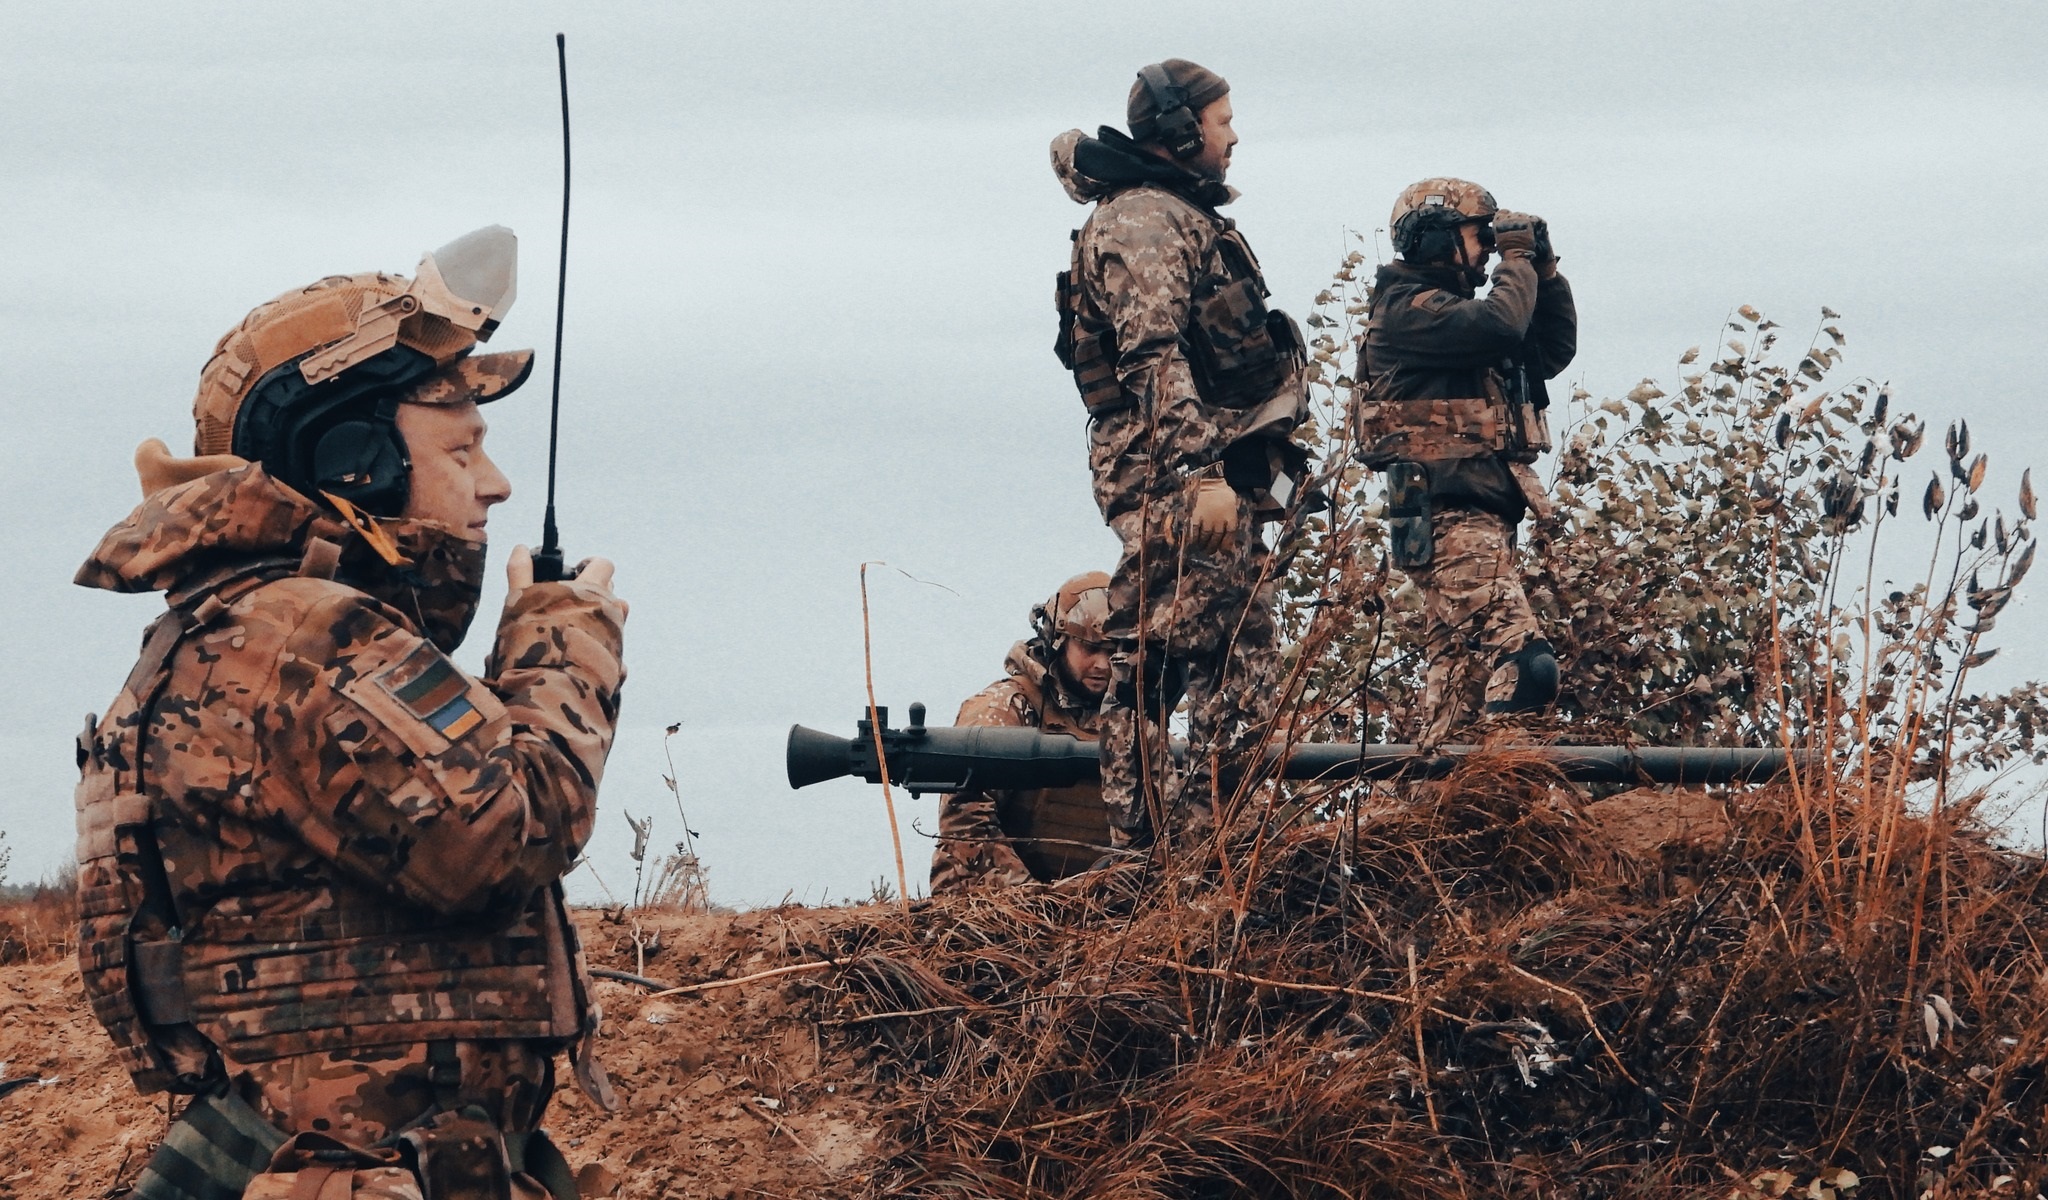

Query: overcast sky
<box><xmin>3</xmin><ymin>2</ymin><xmax>2045</xmax><ymax>906</ymax></box>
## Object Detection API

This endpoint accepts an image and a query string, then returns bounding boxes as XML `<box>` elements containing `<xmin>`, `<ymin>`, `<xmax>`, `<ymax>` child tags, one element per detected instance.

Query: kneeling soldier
<box><xmin>1352</xmin><ymin>180</ymin><xmax>1577</xmax><ymax>745</ymax></box>
<box><xmin>931</xmin><ymin>572</ymin><xmax>1115</xmax><ymax>892</ymax></box>
<box><xmin>74</xmin><ymin>229</ymin><xmax>626</xmax><ymax>1200</ymax></box>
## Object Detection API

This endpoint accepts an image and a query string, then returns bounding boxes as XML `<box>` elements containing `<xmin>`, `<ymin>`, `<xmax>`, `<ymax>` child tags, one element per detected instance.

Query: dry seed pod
<box><xmin>1924</xmin><ymin>475</ymin><xmax>1945</xmax><ymax>518</ymax></box>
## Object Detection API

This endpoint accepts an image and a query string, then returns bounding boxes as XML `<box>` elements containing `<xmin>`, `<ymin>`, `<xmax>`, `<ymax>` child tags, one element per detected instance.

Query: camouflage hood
<box><xmin>1003</xmin><ymin>638</ymin><xmax>1101</xmax><ymax>733</ymax></box>
<box><xmin>1050</xmin><ymin>126</ymin><xmax>1235</xmax><ymax>209</ymax></box>
<box><xmin>77</xmin><ymin>463</ymin><xmax>490</xmax><ymax>652</ymax></box>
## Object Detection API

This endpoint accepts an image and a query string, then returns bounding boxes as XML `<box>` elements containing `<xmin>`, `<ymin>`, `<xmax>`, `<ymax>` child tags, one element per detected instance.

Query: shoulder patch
<box><xmin>377</xmin><ymin>643</ymin><xmax>486</xmax><ymax>741</ymax></box>
<box><xmin>1413</xmin><ymin>289</ymin><xmax>1458</xmax><ymax>313</ymax></box>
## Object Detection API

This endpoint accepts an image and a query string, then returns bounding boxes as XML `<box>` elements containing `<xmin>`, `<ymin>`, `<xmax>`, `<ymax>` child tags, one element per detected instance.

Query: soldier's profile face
<box><xmin>1191</xmin><ymin>96</ymin><xmax>1237</xmax><ymax>181</ymax></box>
<box><xmin>395</xmin><ymin>400</ymin><xmax>511</xmax><ymax>541</ymax></box>
<box><xmin>1456</xmin><ymin>222</ymin><xmax>1493</xmax><ymax>269</ymax></box>
<box><xmin>1060</xmin><ymin>637</ymin><xmax>1114</xmax><ymax>701</ymax></box>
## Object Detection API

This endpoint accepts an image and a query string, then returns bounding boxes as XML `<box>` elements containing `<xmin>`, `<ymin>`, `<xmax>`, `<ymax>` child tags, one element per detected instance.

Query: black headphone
<box><xmin>1399</xmin><ymin>212</ymin><xmax>1494</xmax><ymax>267</ymax></box>
<box><xmin>233</xmin><ymin>345</ymin><xmax>436</xmax><ymax>518</ymax></box>
<box><xmin>1135</xmin><ymin>63</ymin><xmax>1204</xmax><ymax>160</ymax></box>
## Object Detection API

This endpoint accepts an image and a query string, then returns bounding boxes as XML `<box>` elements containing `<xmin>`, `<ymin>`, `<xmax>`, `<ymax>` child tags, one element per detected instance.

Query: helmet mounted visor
<box><xmin>297</xmin><ymin>225</ymin><xmax>519</xmax><ymax>386</ymax></box>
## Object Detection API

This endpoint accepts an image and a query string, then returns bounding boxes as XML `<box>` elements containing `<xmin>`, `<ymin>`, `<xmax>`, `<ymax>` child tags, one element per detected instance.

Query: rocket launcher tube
<box><xmin>787</xmin><ymin>707</ymin><xmax>1801</xmax><ymax>794</ymax></box>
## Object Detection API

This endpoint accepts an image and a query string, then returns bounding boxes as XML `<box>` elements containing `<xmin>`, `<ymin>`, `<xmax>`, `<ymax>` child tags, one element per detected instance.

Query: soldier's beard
<box><xmin>341</xmin><ymin>520</ymin><xmax>489</xmax><ymax>652</ymax></box>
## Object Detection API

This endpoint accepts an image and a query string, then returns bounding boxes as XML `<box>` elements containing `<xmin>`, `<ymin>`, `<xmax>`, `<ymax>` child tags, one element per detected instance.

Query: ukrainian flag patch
<box><xmin>378</xmin><ymin>644</ymin><xmax>486</xmax><ymax>742</ymax></box>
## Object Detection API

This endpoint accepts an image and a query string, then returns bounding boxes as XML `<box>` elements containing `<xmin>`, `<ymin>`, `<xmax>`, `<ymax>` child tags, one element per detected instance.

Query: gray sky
<box><xmin>3</xmin><ymin>1</ymin><xmax>2045</xmax><ymax>906</ymax></box>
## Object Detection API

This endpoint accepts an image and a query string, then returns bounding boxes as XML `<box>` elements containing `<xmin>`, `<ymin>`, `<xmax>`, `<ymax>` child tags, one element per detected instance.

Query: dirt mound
<box><xmin>0</xmin><ymin>907</ymin><xmax>893</xmax><ymax>1200</ymax></box>
<box><xmin>806</xmin><ymin>760</ymin><xmax>2048</xmax><ymax>1198</ymax></box>
<box><xmin>8</xmin><ymin>759</ymin><xmax>2048</xmax><ymax>1198</ymax></box>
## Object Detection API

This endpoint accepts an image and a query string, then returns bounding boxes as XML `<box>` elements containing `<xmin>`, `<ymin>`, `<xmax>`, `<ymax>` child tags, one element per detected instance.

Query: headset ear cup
<box><xmin>312</xmin><ymin>419</ymin><xmax>410</xmax><ymax>517</ymax></box>
<box><xmin>1163</xmin><ymin>106</ymin><xmax>1203</xmax><ymax>159</ymax></box>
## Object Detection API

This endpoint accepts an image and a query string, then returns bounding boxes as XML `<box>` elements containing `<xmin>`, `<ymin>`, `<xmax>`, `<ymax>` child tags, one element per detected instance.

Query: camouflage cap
<box><xmin>1389</xmin><ymin>177</ymin><xmax>1499</xmax><ymax>257</ymax></box>
<box><xmin>405</xmin><ymin>350</ymin><xmax>535</xmax><ymax>408</ymax></box>
<box><xmin>1127</xmin><ymin>59</ymin><xmax>1229</xmax><ymax>139</ymax></box>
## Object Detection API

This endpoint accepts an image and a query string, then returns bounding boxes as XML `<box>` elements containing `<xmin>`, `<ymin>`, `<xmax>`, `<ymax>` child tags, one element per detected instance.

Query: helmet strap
<box><xmin>322</xmin><ymin>491</ymin><xmax>410</xmax><ymax>567</ymax></box>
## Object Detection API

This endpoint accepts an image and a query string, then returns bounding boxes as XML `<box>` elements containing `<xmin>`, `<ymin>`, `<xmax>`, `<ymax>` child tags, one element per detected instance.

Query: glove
<box><xmin>1492</xmin><ymin>211</ymin><xmax>1539</xmax><ymax>256</ymax></box>
<box><xmin>1528</xmin><ymin>216</ymin><xmax>1558</xmax><ymax>278</ymax></box>
<box><xmin>1186</xmin><ymin>476</ymin><xmax>1239</xmax><ymax>554</ymax></box>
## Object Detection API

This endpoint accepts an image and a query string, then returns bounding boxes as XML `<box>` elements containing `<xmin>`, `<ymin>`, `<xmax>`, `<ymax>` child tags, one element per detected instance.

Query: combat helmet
<box><xmin>189</xmin><ymin>227</ymin><xmax>533</xmax><ymax>522</ymax></box>
<box><xmin>1032</xmin><ymin>571</ymin><xmax>1112</xmax><ymax>651</ymax></box>
<box><xmin>1388</xmin><ymin>177</ymin><xmax>1498</xmax><ymax>263</ymax></box>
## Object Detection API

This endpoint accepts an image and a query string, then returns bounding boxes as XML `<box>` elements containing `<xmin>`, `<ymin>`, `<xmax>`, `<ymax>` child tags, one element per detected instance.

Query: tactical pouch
<box><xmin>1222</xmin><ymin>435</ymin><xmax>1312</xmax><ymax>519</ymax></box>
<box><xmin>402</xmin><ymin>1108</ymin><xmax>513</xmax><ymax>1200</ymax></box>
<box><xmin>241</xmin><ymin>1133</ymin><xmax>412</xmax><ymax>1200</ymax></box>
<box><xmin>1508</xmin><ymin>400</ymin><xmax>1552</xmax><ymax>462</ymax></box>
<box><xmin>1067</xmin><ymin>328</ymin><xmax>1126</xmax><ymax>415</ymax></box>
<box><xmin>1385</xmin><ymin>462</ymin><xmax>1434</xmax><ymax>569</ymax></box>
<box><xmin>131</xmin><ymin>1088</ymin><xmax>289</xmax><ymax>1200</ymax></box>
<box><xmin>1352</xmin><ymin>387</ymin><xmax>1506</xmax><ymax>468</ymax></box>
<box><xmin>1057</xmin><ymin>254</ymin><xmax>1128</xmax><ymax>416</ymax></box>
<box><xmin>1186</xmin><ymin>230</ymin><xmax>1304</xmax><ymax>409</ymax></box>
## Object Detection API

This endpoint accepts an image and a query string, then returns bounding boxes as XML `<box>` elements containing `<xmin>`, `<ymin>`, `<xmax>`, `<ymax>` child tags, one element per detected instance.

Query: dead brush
<box><xmin>802</xmin><ymin>305</ymin><xmax>2048</xmax><ymax>1197</ymax></box>
<box><xmin>816</xmin><ymin>767</ymin><xmax>2048</xmax><ymax>1198</ymax></box>
<box><xmin>0</xmin><ymin>871</ymin><xmax>78</xmax><ymax>965</ymax></box>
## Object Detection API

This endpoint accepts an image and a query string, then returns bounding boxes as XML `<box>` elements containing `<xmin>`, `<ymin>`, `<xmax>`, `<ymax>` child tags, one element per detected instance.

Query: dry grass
<box><xmin>803</xmin><ymin>752</ymin><xmax>2048</xmax><ymax>1199</ymax></box>
<box><xmin>0</xmin><ymin>874</ymin><xmax>77</xmax><ymax>965</ymax></box>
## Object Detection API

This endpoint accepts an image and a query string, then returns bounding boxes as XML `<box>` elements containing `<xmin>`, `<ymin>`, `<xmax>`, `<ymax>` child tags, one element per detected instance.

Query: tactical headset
<box><xmin>233</xmin><ymin>345</ymin><xmax>438</xmax><ymax>519</ymax></box>
<box><xmin>1135</xmin><ymin>63</ymin><xmax>1204</xmax><ymax>160</ymax></box>
<box><xmin>1399</xmin><ymin>208</ymin><xmax>1496</xmax><ymax>266</ymax></box>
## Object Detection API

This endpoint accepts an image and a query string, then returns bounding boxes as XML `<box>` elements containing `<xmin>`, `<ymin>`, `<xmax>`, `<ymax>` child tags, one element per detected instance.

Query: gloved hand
<box><xmin>1492</xmin><ymin>211</ymin><xmax>1539</xmax><ymax>256</ymax></box>
<box><xmin>1186</xmin><ymin>475</ymin><xmax>1239</xmax><ymax>554</ymax></box>
<box><xmin>1528</xmin><ymin>216</ymin><xmax>1557</xmax><ymax>277</ymax></box>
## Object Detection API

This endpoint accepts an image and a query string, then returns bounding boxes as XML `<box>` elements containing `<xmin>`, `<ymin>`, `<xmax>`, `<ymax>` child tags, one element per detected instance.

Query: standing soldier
<box><xmin>931</xmin><ymin>572</ymin><xmax>1116</xmax><ymax>892</ymax></box>
<box><xmin>1051</xmin><ymin>59</ymin><xmax>1309</xmax><ymax>849</ymax></box>
<box><xmin>1352</xmin><ymin>180</ymin><xmax>1577</xmax><ymax>745</ymax></box>
<box><xmin>73</xmin><ymin>229</ymin><xmax>626</xmax><ymax>1199</ymax></box>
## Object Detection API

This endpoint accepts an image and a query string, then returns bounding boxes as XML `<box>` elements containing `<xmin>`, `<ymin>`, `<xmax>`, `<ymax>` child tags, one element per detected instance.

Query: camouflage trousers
<box><xmin>230</xmin><ymin>1041</ymin><xmax>564</xmax><ymax>1200</ymax></box>
<box><xmin>1407</xmin><ymin>505</ymin><xmax>1545</xmax><ymax>747</ymax></box>
<box><xmin>1097</xmin><ymin>481</ymin><xmax>1283</xmax><ymax>846</ymax></box>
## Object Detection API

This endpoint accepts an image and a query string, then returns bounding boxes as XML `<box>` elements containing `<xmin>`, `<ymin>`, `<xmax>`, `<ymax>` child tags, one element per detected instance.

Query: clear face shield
<box><xmin>297</xmin><ymin>225</ymin><xmax>520</xmax><ymax>386</ymax></box>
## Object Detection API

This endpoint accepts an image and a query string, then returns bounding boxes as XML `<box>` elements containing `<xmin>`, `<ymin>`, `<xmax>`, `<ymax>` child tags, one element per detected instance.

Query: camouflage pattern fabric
<box><xmin>1052</xmin><ymin>127</ymin><xmax>1302</xmax><ymax>846</ymax></box>
<box><xmin>73</xmin><ymin>463</ymin><xmax>624</xmax><ymax>1186</ymax></box>
<box><xmin>1407</xmin><ymin>506</ymin><xmax>1543</xmax><ymax>746</ymax></box>
<box><xmin>239</xmin><ymin>1041</ymin><xmax>551</xmax><ymax>1148</ymax></box>
<box><xmin>1353</xmin><ymin>254</ymin><xmax>1577</xmax><ymax>519</ymax></box>
<box><xmin>1096</xmin><ymin>586</ymin><xmax>1281</xmax><ymax>846</ymax></box>
<box><xmin>931</xmin><ymin>641</ymin><xmax>1108</xmax><ymax>892</ymax></box>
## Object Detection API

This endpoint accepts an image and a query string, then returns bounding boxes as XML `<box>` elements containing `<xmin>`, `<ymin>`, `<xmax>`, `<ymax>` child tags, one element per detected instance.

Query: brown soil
<box><xmin>0</xmin><ymin>906</ymin><xmax>894</xmax><ymax>1200</ymax></box>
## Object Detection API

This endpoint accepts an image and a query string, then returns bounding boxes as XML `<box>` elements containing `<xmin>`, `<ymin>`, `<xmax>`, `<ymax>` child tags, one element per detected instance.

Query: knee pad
<box><xmin>1485</xmin><ymin>637</ymin><xmax>1558</xmax><ymax>713</ymax></box>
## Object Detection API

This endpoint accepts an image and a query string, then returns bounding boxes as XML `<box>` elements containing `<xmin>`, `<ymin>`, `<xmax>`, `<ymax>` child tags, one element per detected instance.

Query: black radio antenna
<box><xmin>533</xmin><ymin>31</ymin><xmax>572</xmax><ymax>583</ymax></box>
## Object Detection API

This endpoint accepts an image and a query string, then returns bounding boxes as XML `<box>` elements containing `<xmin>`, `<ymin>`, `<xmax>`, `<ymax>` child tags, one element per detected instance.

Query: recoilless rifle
<box><xmin>788</xmin><ymin>705</ymin><xmax>1802</xmax><ymax>795</ymax></box>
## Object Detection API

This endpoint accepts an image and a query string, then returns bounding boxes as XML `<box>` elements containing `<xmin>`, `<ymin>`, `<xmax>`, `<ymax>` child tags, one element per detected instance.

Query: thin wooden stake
<box><xmin>859</xmin><ymin>562</ymin><xmax>911</xmax><ymax>913</ymax></box>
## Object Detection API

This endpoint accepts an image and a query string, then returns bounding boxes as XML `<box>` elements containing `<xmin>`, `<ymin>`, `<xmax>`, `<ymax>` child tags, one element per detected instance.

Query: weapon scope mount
<box><xmin>787</xmin><ymin>705</ymin><xmax>1806</xmax><ymax>795</ymax></box>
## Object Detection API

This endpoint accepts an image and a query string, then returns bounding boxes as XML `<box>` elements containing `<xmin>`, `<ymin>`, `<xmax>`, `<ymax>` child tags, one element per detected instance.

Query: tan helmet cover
<box><xmin>192</xmin><ymin>227</ymin><xmax>529</xmax><ymax>456</ymax></box>
<box><xmin>1388</xmin><ymin>177</ymin><xmax>1498</xmax><ymax>258</ymax></box>
<box><xmin>1389</xmin><ymin>177</ymin><xmax>1499</xmax><ymax>230</ymax></box>
<box><xmin>1049</xmin><ymin>571</ymin><xmax>1112</xmax><ymax>645</ymax></box>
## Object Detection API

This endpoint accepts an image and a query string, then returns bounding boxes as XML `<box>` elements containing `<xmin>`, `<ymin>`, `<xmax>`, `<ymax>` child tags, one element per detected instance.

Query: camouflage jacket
<box><xmin>73</xmin><ymin>464</ymin><xmax>624</xmax><ymax>1095</ymax></box>
<box><xmin>930</xmin><ymin>640</ymin><xmax>1108</xmax><ymax>892</ymax></box>
<box><xmin>1052</xmin><ymin>127</ymin><xmax>1307</xmax><ymax>524</ymax></box>
<box><xmin>1356</xmin><ymin>255</ymin><xmax>1577</xmax><ymax>517</ymax></box>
